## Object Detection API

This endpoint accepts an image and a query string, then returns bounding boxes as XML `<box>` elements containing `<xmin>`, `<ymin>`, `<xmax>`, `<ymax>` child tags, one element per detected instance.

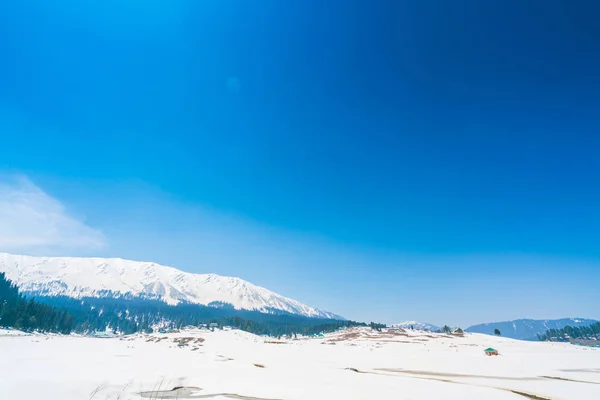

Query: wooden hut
<box><xmin>451</xmin><ymin>328</ymin><xmax>464</xmax><ymax>337</ymax></box>
<box><xmin>484</xmin><ymin>347</ymin><xmax>499</xmax><ymax>356</ymax></box>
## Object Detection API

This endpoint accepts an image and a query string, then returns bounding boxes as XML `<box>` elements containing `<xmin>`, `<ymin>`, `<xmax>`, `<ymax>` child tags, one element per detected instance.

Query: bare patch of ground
<box><xmin>325</xmin><ymin>329</ymin><xmax>414</xmax><ymax>343</ymax></box>
<box><xmin>508</xmin><ymin>390</ymin><xmax>552</xmax><ymax>400</ymax></box>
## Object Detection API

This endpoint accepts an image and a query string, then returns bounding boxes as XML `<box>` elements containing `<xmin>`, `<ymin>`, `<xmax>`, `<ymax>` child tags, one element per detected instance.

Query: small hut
<box><xmin>451</xmin><ymin>328</ymin><xmax>464</xmax><ymax>337</ymax></box>
<box><xmin>484</xmin><ymin>347</ymin><xmax>499</xmax><ymax>356</ymax></box>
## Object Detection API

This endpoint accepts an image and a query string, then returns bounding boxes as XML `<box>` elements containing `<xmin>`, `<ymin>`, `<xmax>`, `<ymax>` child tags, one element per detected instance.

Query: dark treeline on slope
<box><xmin>0</xmin><ymin>273</ymin><xmax>74</xmax><ymax>333</ymax></box>
<box><xmin>35</xmin><ymin>295</ymin><xmax>374</xmax><ymax>337</ymax></box>
<box><xmin>1</xmin><ymin>274</ymin><xmax>379</xmax><ymax>336</ymax></box>
<box><xmin>538</xmin><ymin>322</ymin><xmax>600</xmax><ymax>342</ymax></box>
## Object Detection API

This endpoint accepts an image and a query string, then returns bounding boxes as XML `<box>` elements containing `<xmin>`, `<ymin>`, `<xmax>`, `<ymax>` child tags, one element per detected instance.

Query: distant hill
<box><xmin>390</xmin><ymin>321</ymin><xmax>440</xmax><ymax>331</ymax></box>
<box><xmin>466</xmin><ymin>318</ymin><xmax>599</xmax><ymax>340</ymax></box>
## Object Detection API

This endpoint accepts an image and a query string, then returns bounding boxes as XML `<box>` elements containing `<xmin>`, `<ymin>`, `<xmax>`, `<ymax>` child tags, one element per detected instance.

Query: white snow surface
<box><xmin>0</xmin><ymin>253</ymin><xmax>339</xmax><ymax>319</ymax></box>
<box><xmin>1</xmin><ymin>327</ymin><xmax>599</xmax><ymax>399</ymax></box>
<box><xmin>391</xmin><ymin>320</ymin><xmax>440</xmax><ymax>331</ymax></box>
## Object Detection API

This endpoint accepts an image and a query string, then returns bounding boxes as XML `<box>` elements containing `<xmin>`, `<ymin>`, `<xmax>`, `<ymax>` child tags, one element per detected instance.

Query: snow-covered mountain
<box><xmin>390</xmin><ymin>321</ymin><xmax>440</xmax><ymax>331</ymax></box>
<box><xmin>0</xmin><ymin>253</ymin><xmax>341</xmax><ymax>319</ymax></box>
<box><xmin>466</xmin><ymin>318</ymin><xmax>599</xmax><ymax>340</ymax></box>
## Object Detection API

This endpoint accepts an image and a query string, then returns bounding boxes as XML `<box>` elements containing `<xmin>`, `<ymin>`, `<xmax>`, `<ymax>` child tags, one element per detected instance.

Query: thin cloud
<box><xmin>0</xmin><ymin>176</ymin><xmax>105</xmax><ymax>253</ymax></box>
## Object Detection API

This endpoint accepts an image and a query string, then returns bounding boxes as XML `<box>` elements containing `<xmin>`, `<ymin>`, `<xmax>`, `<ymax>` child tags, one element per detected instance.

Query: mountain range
<box><xmin>0</xmin><ymin>253</ymin><xmax>341</xmax><ymax>320</ymax></box>
<box><xmin>390</xmin><ymin>321</ymin><xmax>440</xmax><ymax>331</ymax></box>
<box><xmin>2</xmin><ymin>253</ymin><xmax>596</xmax><ymax>339</ymax></box>
<box><xmin>466</xmin><ymin>318</ymin><xmax>599</xmax><ymax>340</ymax></box>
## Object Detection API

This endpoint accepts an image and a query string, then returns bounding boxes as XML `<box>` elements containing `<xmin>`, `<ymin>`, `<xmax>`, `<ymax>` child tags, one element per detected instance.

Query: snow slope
<box><xmin>391</xmin><ymin>320</ymin><xmax>440</xmax><ymax>331</ymax></box>
<box><xmin>0</xmin><ymin>253</ymin><xmax>340</xmax><ymax>319</ymax></box>
<box><xmin>1</xmin><ymin>327</ymin><xmax>599</xmax><ymax>399</ymax></box>
<box><xmin>466</xmin><ymin>318</ymin><xmax>599</xmax><ymax>340</ymax></box>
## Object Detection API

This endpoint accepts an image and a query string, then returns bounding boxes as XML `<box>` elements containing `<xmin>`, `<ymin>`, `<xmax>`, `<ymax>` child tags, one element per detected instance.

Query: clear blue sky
<box><xmin>1</xmin><ymin>1</ymin><xmax>599</xmax><ymax>327</ymax></box>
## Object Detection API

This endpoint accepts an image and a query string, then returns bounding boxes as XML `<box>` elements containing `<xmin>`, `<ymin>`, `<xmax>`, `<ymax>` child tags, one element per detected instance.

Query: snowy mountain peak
<box><xmin>0</xmin><ymin>253</ymin><xmax>341</xmax><ymax>319</ymax></box>
<box><xmin>390</xmin><ymin>321</ymin><xmax>440</xmax><ymax>331</ymax></box>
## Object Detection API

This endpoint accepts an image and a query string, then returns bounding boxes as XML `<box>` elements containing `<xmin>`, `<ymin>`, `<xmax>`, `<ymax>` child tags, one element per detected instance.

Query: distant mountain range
<box><xmin>4</xmin><ymin>254</ymin><xmax>596</xmax><ymax>340</ymax></box>
<box><xmin>466</xmin><ymin>318</ymin><xmax>599</xmax><ymax>340</ymax></box>
<box><xmin>390</xmin><ymin>321</ymin><xmax>440</xmax><ymax>331</ymax></box>
<box><xmin>0</xmin><ymin>253</ymin><xmax>341</xmax><ymax>320</ymax></box>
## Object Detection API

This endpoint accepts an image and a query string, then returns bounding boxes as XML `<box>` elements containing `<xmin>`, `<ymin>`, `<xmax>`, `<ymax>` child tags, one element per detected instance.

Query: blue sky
<box><xmin>1</xmin><ymin>1</ymin><xmax>599</xmax><ymax>327</ymax></box>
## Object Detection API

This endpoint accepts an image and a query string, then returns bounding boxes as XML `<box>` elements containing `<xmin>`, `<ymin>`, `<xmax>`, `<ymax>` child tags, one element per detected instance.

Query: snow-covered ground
<box><xmin>1</xmin><ymin>327</ymin><xmax>599</xmax><ymax>399</ymax></box>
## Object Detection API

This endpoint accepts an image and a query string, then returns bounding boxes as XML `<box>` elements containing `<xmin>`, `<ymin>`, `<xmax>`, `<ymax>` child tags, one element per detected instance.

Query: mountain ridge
<box><xmin>390</xmin><ymin>321</ymin><xmax>440</xmax><ymax>331</ymax></box>
<box><xmin>0</xmin><ymin>253</ymin><xmax>341</xmax><ymax>320</ymax></box>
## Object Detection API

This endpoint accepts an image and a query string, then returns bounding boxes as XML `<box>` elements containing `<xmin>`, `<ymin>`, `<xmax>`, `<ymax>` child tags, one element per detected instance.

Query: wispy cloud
<box><xmin>0</xmin><ymin>175</ymin><xmax>105</xmax><ymax>253</ymax></box>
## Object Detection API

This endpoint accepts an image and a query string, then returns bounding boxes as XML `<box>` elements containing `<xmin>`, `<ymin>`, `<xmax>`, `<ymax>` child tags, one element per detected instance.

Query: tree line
<box><xmin>538</xmin><ymin>322</ymin><xmax>600</xmax><ymax>342</ymax></box>
<box><xmin>0</xmin><ymin>273</ymin><xmax>377</xmax><ymax>337</ymax></box>
<box><xmin>0</xmin><ymin>272</ymin><xmax>74</xmax><ymax>333</ymax></box>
